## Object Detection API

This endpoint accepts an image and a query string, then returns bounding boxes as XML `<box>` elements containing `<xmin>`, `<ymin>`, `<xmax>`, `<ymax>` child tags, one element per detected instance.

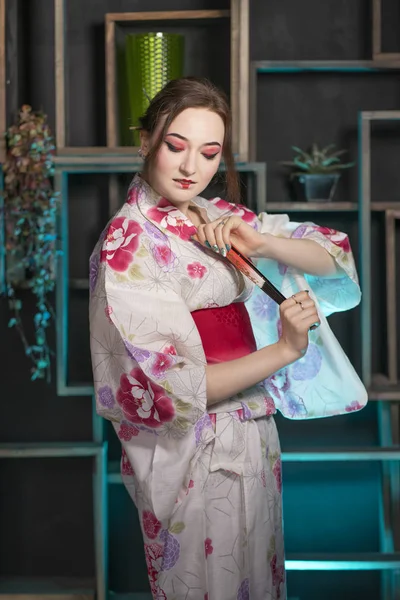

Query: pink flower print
<box><xmin>143</xmin><ymin>510</ymin><xmax>162</xmax><ymax>540</ymax></box>
<box><xmin>264</xmin><ymin>368</ymin><xmax>290</xmax><ymax>403</ymax></box>
<box><xmin>163</xmin><ymin>345</ymin><xmax>177</xmax><ymax>356</ymax></box>
<box><xmin>212</xmin><ymin>197</ymin><xmax>256</xmax><ymax>224</ymax></box>
<box><xmin>151</xmin><ymin>243</ymin><xmax>177</xmax><ymax>271</ymax></box>
<box><xmin>121</xmin><ymin>449</ymin><xmax>134</xmax><ymax>476</ymax></box>
<box><xmin>100</xmin><ymin>216</ymin><xmax>142</xmax><ymax>271</ymax></box>
<box><xmin>205</xmin><ymin>538</ymin><xmax>214</xmax><ymax>558</ymax></box>
<box><xmin>314</xmin><ymin>226</ymin><xmax>351</xmax><ymax>253</ymax></box>
<box><xmin>186</xmin><ymin>479</ymin><xmax>195</xmax><ymax>495</ymax></box>
<box><xmin>264</xmin><ymin>396</ymin><xmax>276</xmax><ymax>415</ymax></box>
<box><xmin>150</xmin><ymin>352</ymin><xmax>175</xmax><ymax>379</ymax></box>
<box><xmin>273</xmin><ymin>458</ymin><xmax>282</xmax><ymax>494</ymax></box>
<box><xmin>104</xmin><ymin>305</ymin><xmax>113</xmax><ymax>322</ymax></box>
<box><xmin>187</xmin><ymin>262</ymin><xmax>207</xmax><ymax>279</ymax></box>
<box><xmin>118</xmin><ymin>421</ymin><xmax>139</xmax><ymax>441</ymax></box>
<box><xmin>345</xmin><ymin>400</ymin><xmax>364</xmax><ymax>413</ymax></box>
<box><xmin>147</xmin><ymin>199</ymin><xmax>196</xmax><ymax>241</ymax></box>
<box><xmin>127</xmin><ymin>185</ymin><xmax>139</xmax><ymax>205</ymax></box>
<box><xmin>209</xmin><ymin>413</ymin><xmax>217</xmax><ymax>430</ymax></box>
<box><xmin>144</xmin><ymin>543</ymin><xmax>166</xmax><ymax>599</ymax></box>
<box><xmin>117</xmin><ymin>367</ymin><xmax>175</xmax><ymax>428</ymax></box>
<box><xmin>270</xmin><ymin>554</ymin><xmax>285</xmax><ymax>598</ymax></box>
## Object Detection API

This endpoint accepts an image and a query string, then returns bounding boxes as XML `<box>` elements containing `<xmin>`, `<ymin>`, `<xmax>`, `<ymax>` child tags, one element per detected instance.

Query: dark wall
<box><xmin>1</xmin><ymin>1</ymin><xmax>399</xmax><ymax>598</ymax></box>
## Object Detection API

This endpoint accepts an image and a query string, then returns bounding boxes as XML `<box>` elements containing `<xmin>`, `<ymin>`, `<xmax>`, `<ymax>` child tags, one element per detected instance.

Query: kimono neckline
<box><xmin>133</xmin><ymin>174</ymin><xmax>211</xmax><ymax>242</ymax></box>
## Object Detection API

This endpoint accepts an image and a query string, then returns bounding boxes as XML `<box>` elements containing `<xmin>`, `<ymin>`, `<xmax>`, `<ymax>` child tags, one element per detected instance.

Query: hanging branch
<box><xmin>3</xmin><ymin>105</ymin><xmax>59</xmax><ymax>382</ymax></box>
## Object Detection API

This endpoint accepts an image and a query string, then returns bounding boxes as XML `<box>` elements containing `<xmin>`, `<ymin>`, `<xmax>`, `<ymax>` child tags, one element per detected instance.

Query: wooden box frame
<box><xmin>55</xmin><ymin>1</ymin><xmax>250</xmax><ymax>162</ymax></box>
<box><xmin>372</xmin><ymin>0</ymin><xmax>400</xmax><ymax>65</ymax></box>
<box><xmin>0</xmin><ymin>0</ymin><xmax>5</xmax><ymax>163</ymax></box>
<box><xmin>358</xmin><ymin>110</ymin><xmax>400</xmax><ymax>397</ymax></box>
<box><xmin>0</xmin><ymin>441</ymin><xmax>108</xmax><ymax>600</ymax></box>
<box><xmin>249</xmin><ymin>60</ymin><xmax>400</xmax><ymax>163</ymax></box>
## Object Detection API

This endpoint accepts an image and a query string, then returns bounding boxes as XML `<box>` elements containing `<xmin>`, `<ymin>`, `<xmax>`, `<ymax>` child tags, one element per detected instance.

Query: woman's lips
<box><xmin>174</xmin><ymin>179</ymin><xmax>196</xmax><ymax>189</ymax></box>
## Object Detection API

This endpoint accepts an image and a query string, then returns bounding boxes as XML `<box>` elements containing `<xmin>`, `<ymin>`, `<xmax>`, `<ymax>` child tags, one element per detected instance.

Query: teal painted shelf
<box><xmin>0</xmin><ymin>442</ymin><xmax>103</xmax><ymax>458</ymax></box>
<box><xmin>0</xmin><ymin>577</ymin><xmax>95</xmax><ymax>598</ymax></box>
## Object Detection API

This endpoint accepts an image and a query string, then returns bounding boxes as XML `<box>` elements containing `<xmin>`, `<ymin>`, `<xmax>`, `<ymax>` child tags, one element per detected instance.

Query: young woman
<box><xmin>89</xmin><ymin>77</ymin><xmax>365</xmax><ymax>600</ymax></box>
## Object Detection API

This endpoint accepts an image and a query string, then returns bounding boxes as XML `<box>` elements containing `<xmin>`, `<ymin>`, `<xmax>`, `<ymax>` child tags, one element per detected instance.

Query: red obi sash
<box><xmin>191</xmin><ymin>302</ymin><xmax>257</xmax><ymax>364</ymax></box>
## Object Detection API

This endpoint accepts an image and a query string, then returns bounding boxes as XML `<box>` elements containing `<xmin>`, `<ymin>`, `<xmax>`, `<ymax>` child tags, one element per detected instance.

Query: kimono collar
<box><xmin>128</xmin><ymin>174</ymin><xmax>198</xmax><ymax>241</ymax></box>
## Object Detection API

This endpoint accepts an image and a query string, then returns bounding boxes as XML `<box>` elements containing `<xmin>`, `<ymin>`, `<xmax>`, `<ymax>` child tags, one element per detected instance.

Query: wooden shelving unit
<box><xmin>54</xmin><ymin>0</ymin><xmax>250</xmax><ymax>162</ymax></box>
<box><xmin>372</xmin><ymin>0</ymin><xmax>400</xmax><ymax>64</ymax></box>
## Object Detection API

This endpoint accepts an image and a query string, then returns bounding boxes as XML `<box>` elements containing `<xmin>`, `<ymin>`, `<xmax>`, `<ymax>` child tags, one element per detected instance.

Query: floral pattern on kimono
<box><xmin>89</xmin><ymin>174</ymin><xmax>366</xmax><ymax>600</ymax></box>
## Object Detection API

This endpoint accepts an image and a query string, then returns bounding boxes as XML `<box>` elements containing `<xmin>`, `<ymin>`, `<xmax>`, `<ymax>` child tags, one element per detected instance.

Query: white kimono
<box><xmin>89</xmin><ymin>175</ymin><xmax>366</xmax><ymax>600</ymax></box>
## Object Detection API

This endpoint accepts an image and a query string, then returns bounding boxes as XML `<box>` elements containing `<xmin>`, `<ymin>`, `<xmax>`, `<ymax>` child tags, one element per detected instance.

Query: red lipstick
<box><xmin>174</xmin><ymin>178</ymin><xmax>195</xmax><ymax>190</ymax></box>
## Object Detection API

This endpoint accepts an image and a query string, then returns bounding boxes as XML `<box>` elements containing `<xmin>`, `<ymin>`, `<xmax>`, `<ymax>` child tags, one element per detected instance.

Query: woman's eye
<box><xmin>165</xmin><ymin>141</ymin><xmax>183</xmax><ymax>153</ymax></box>
<box><xmin>202</xmin><ymin>153</ymin><xmax>219</xmax><ymax>161</ymax></box>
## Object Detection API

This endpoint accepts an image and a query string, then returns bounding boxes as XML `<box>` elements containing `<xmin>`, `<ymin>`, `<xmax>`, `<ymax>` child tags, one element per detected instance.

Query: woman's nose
<box><xmin>180</xmin><ymin>154</ymin><xmax>196</xmax><ymax>177</ymax></box>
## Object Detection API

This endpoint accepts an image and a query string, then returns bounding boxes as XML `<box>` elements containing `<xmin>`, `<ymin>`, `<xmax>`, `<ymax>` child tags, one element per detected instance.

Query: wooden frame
<box><xmin>0</xmin><ymin>168</ymin><xmax>5</xmax><ymax>295</ymax></box>
<box><xmin>249</xmin><ymin>60</ymin><xmax>400</xmax><ymax>163</ymax></box>
<box><xmin>55</xmin><ymin>1</ymin><xmax>250</xmax><ymax>162</ymax></box>
<box><xmin>0</xmin><ymin>441</ymin><xmax>108</xmax><ymax>600</ymax></box>
<box><xmin>358</xmin><ymin>110</ymin><xmax>400</xmax><ymax>397</ymax></box>
<box><xmin>385</xmin><ymin>209</ymin><xmax>400</xmax><ymax>385</ymax></box>
<box><xmin>0</xmin><ymin>0</ymin><xmax>6</xmax><ymax>163</ymax></box>
<box><xmin>373</xmin><ymin>0</ymin><xmax>400</xmax><ymax>65</ymax></box>
<box><xmin>105</xmin><ymin>10</ymin><xmax>228</xmax><ymax>152</ymax></box>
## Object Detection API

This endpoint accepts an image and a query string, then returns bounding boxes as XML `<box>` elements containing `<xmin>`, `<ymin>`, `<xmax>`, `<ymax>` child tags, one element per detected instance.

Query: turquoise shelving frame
<box><xmin>0</xmin><ymin>439</ymin><xmax>108</xmax><ymax>600</ymax></box>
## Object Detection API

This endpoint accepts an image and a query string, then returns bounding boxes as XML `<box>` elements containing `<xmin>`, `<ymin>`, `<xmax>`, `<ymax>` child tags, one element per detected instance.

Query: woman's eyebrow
<box><xmin>166</xmin><ymin>133</ymin><xmax>222</xmax><ymax>147</ymax></box>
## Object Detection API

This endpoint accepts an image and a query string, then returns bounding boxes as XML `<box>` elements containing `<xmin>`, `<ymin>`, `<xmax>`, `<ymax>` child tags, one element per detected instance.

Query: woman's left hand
<box><xmin>193</xmin><ymin>216</ymin><xmax>268</xmax><ymax>258</ymax></box>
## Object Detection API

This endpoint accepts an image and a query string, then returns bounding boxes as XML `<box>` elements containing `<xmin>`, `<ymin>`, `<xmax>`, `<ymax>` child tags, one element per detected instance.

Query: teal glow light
<box><xmin>257</xmin><ymin>67</ymin><xmax>384</xmax><ymax>74</ymax></box>
<box><xmin>286</xmin><ymin>555</ymin><xmax>400</xmax><ymax>570</ymax></box>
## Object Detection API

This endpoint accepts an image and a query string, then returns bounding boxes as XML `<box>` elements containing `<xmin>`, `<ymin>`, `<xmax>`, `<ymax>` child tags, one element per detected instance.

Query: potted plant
<box><xmin>281</xmin><ymin>143</ymin><xmax>355</xmax><ymax>202</ymax></box>
<box><xmin>2</xmin><ymin>105</ymin><xmax>58</xmax><ymax>381</ymax></box>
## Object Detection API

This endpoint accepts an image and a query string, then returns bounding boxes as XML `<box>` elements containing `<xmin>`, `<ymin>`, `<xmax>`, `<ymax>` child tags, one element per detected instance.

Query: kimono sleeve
<box><xmin>208</xmin><ymin>198</ymin><xmax>360</xmax><ymax>314</ymax></box>
<box><xmin>245</xmin><ymin>212</ymin><xmax>367</xmax><ymax>420</ymax></box>
<box><xmin>254</xmin><ymin>212</ymin><xmax>361</xmax><ymax>316</ymax></box>
<box><xmin>89</xmin><ymin>238</ymin><xmax>215</xmax><ymax>522</ymax></box>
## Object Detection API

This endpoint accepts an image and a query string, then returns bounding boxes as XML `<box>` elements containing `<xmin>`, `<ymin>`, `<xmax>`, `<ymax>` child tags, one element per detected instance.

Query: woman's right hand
<box><xmin>277</xmin><ymin>291</ymin><xmax>320</xmax><ymax>361</ymax></box>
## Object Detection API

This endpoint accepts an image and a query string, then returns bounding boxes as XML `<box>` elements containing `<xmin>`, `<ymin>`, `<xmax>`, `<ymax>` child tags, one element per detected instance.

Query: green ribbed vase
<box><xmin>122</xmin><ymin>32</ymin><xmax>184</xmax><ymax>146</ymax></box>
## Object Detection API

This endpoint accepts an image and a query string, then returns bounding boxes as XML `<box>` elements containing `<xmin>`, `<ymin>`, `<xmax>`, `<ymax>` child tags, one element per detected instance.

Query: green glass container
<box><xmin>122</xmin><ymin>32</ymin><xmax>185</xmax><ymax>146</ymax></box>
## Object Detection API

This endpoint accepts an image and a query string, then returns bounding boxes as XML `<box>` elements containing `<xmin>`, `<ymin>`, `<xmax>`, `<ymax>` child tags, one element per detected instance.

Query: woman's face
<box><xmin>141</xmin><ymin>107</ymin><xmax>225</xmax><ymax>211</ymax></box>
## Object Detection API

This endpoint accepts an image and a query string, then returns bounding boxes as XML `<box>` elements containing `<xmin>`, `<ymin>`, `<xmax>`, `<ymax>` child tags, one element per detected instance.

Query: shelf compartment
<box><xmin>0</xmin><ymin>576</ymin><xmax>95</xmax><ymax>599</ymax></box>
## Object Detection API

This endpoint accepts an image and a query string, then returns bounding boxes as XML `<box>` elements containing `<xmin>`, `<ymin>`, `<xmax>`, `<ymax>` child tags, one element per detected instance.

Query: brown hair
<box><xmin>138</xmin><ymin>76</ymin><xmax>240</xmax><ymax>204</ymax></box>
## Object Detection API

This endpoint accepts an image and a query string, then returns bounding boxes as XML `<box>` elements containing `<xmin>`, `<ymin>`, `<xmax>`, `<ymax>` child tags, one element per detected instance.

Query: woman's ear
<box><xmin>139</xmin><ymin>130</ymin><xmax>150</xmax><ymax>158</ymax></box>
